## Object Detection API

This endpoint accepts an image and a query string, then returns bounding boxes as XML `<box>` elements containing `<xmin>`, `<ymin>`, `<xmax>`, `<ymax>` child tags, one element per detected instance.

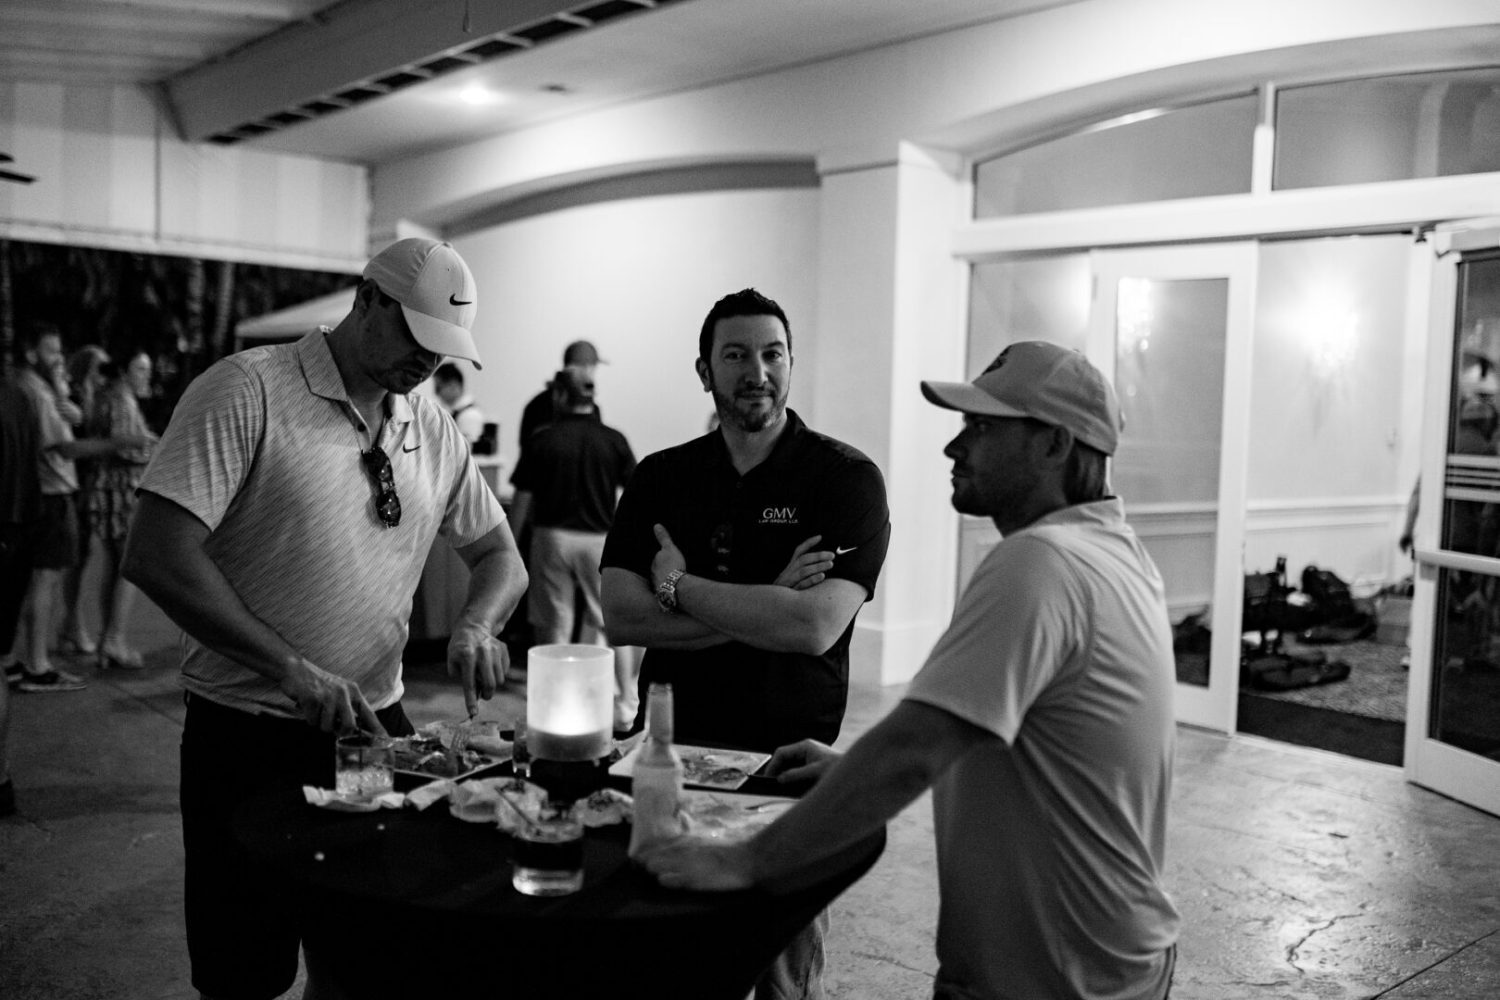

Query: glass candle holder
<box><xmin>526</xmin><ymin>644</ymin><xmax>613</xmax><ymax>762</ymax></box>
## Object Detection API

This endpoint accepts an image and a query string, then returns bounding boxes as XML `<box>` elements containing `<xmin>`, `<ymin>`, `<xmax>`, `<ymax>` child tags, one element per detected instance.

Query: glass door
<box><xmin>1089</xmin><ymin>244</ymin><xmax>1257</xmax><ymax>732</ymax></box>
<box><xmin>1408</xmin><ymin>232</ymin><xmax>1500</xmax><ymax>816</ymax></box>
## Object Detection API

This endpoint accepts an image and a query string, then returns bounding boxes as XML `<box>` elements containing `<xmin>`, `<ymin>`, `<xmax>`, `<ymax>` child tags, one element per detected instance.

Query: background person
<box><xmin>122</xmin><ymin>237</ymin><xmax>528</xmax><ymax>1000</ymax></box>
<box><xmin>601</xmin><ymin>288</ymin><xmax>890</xmax><ymax>1000</ymax></box>
<box><xmin>510</xmin><ymin>367</ymin><xmax>639</xmax><ymax>731</ymax></box>
<box><xmin>642</xmin><ymin>341</ymin><xmax>1181</xmax><ymax>1000</ymax></box>
<box><xmin>516</xmin><ymin>339</ymin><xmax>603</xmax><ymax>454</ymax></box>
<box><xmin>79</xmin><ymin>351</ymin><xmax>159</xmax><ymax>670</ymax></box>
<box><xmin>433</xmin><ymin>361</ymin><xmax>485</xmax><ymax>447</ymax></box>
<box><xmin>0</xmin><ymin>364</ymin><xmax>44</xmax><ymax>815</ymax></box>
<box><xmin>58</xmin><ymin>344</ymin><xmax>112</xmax><ymax>656</ymax></box>
<box><xmin>7</xmin><ymin>324</ymin><xmax>150</xmax><ymax>693</ymax></box>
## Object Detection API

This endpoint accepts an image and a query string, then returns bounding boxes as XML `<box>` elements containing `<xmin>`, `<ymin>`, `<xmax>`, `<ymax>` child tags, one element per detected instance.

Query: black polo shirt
<box><xmin>601</xmin><ymin>409</ymin><xmax>890</xmax><ymax>752</ymax></box>
<box><xmin>510</xmin><ymin>414</ymin><xmax>636</xmax><ymax>533</ymax></box>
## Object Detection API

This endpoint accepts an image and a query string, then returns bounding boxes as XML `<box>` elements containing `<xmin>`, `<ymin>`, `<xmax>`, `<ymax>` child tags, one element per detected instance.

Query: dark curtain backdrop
<box><xmin>0</xmin><ymin>237</ymin><xmax>353</xmax><ymax>430</ymax></box>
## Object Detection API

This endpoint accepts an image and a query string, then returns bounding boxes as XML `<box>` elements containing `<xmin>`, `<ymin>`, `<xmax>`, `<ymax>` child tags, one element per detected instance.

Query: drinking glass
<box><xmin>334</xmin><ymin>733</ymin><xmax>394</xmax><ymax>800</ymax></box>
<box><xmin>511</xmin><ymin>800</ymin><xmax>583</xmax><ymax>896</ymax></box>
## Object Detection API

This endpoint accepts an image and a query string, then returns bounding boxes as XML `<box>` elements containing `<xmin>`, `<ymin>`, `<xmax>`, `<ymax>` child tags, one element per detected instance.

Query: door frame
<box><xmin>1406</xmin><ymin>224</ymin><xmax>1500</xmax><ymax>817</ymax></box>
<box><xmin>1088</xmin><ymin>243</ymin><xmax>1258</xmax><ymax>733</ymax></box>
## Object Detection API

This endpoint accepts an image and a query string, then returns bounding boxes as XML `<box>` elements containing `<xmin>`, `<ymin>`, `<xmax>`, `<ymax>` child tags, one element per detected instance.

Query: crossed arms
<box><xmin>601</xmin><ymin>528</ymin><xmax>867</xmax><ymax>654</ymax></box>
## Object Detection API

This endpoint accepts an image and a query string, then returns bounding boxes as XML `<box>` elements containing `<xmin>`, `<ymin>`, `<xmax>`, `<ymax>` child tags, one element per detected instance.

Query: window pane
<box><xmin>973</xmin><ymin>94</ymin><xmax>1257</xmax><ymax>218</ymax></box>
<box><xmin>1275</xmin><ymin>68</ymin><xmax>1500</xmax><ymax>190</ymax></box>
<box><xmin>967</xmin><ymin>254</ymin><xmax>1091</xmax><ymax>370</ymax></box>
<box><xmin>1112</xmin><ymin>277</ymin><xmax>1227</xmax><ymax>505</ymax></box>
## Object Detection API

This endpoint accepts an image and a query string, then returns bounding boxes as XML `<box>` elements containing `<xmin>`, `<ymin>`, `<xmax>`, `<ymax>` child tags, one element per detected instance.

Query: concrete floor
<box><xmin>4</xmin><ymin>597</ymin><xmax>1500</xmax><ymax>999</ymax></box>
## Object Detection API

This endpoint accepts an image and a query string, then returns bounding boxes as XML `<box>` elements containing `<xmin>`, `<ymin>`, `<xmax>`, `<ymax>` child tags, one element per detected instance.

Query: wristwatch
<box><xmin>655</xmin><ymin>569</ymin><xmax>686</xmax><ymax>613</ymax></box>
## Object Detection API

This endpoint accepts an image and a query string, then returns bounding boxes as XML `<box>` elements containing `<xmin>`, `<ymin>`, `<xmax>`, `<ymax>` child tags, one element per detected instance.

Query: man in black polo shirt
<box><xmin>602</xmin><ymin>288</ymin><xmax>889</xmax><ymax>752</ymax></box>
<box><xmin>510</xmin><ymin>367</ymin><xmax>638</xmax><ymax>730</ymax></box>
<box><xmin>601</xmin><ymin>287</ymin><xmax>890</xmax><ymax>1000</ymax></box>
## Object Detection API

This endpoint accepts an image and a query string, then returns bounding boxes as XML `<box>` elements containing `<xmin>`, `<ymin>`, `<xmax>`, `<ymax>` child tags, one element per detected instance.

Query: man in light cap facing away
<box><xmin>639</xmin><ymin>341</ymin><xmax>1181</xmax><ymax>1000</ymax></box>
<box><xmin>123</xmin><ymin>237</ymin><xmax>528</xmax><ymax>1000</ymax></box>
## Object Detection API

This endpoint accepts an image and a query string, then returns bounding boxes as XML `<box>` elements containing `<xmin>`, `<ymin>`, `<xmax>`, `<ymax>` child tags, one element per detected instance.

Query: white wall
<box><xmin>452</xmin><ymin>186</ymin><xmax>819</xmax><ymax>477</ymax></box>
<box><xmin>0</xmin><ymin>81</ymin><xmax>368</xmax><ymax>270</ymax></box>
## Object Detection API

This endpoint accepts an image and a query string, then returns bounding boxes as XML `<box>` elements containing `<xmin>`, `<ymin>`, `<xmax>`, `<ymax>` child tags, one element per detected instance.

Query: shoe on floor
<box><xmin>16</xmin><ymin>669</ymin><xmax>88</xmax><ymax>693</ymax></box>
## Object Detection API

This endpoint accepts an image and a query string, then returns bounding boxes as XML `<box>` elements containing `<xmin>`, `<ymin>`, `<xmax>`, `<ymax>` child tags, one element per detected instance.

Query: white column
<box><xmin>812</xmin><ymin>143</ymin><xmax>968</xmax><ymax>686</ymax></box>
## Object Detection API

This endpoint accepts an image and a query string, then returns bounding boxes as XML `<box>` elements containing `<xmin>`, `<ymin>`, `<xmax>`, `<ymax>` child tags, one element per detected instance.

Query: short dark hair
<box><xmin>434</xmin><ymin>362</ymin><xmax>463</xmax><ymax>387</ymax></box>
<box><xmin>22</xmin><ymin>321</ymin><xmax>62</xmax><ymax>351</ymax></box>
<box><xmin>697</xmin><ymin>288</ymin><xmax>791</xmax><ymax>364</ymax></box>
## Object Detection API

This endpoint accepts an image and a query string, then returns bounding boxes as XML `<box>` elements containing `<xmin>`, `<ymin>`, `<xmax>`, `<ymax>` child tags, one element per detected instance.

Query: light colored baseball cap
<box><xmin>920</xmin><ymin>341</ymin><xmax>1122</xmax><ymax>455</ymax></box>
<box><xmin>363</xmin><ymin>238</ymin><xmax>482</xmax><ymax>369</ymax></box>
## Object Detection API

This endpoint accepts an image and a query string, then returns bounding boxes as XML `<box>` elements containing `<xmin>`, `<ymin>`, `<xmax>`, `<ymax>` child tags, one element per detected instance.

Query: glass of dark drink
<box><xmin>511</xmin><ymin>799</ymin><xmax>583</xmax><ymax>896</ymax></box>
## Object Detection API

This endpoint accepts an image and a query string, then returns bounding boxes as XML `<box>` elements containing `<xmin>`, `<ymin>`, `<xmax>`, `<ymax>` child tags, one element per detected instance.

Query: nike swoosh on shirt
<box><xmin>403</xmin><ymin>443</ymin><xmax>421</xmax><ymax>453</ymax></box>
<box><xmin>835</xmin><ymin>545</ymin><xmax>858</xmax><ymax>555</ymax></box>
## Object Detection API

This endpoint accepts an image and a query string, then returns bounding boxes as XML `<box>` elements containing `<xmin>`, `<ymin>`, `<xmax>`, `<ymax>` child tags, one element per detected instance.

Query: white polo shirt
<box><xmin>140</xmin><ymin>330</ymin><xmax>504</xmax><ymax>718</ymax></box>
<box><xmin>905</xmin><ymin>498</ymin><xmax>1180</xmax><ymax>1000</ymax></box>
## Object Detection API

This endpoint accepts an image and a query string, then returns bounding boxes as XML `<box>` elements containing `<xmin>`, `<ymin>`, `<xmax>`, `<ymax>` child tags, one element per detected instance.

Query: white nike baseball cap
<box><xmin>363</xmin><ymin>238</ymin><xmax>482</xmax><ymax>369</ymax></box>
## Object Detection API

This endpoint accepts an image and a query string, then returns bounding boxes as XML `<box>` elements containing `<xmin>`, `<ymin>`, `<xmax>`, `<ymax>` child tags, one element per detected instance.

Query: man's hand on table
<box><xmin>768</xmin><ymin>739</ymin><xmax>841</xmax><ymax>786</ymax></box>
<box><xmin>280</xmin><ymin>658</ymin><xmax>385</xmax><ymax>734</ymax></box>
<box><xmin>448</xmin><ymin>622</ymin><xmax>508</xmax><ymax>718</ymax></box>
<box><xmin>638</xmin><ymin>838</ymin><xmax>756</xmax><ymax>892</ymax></box>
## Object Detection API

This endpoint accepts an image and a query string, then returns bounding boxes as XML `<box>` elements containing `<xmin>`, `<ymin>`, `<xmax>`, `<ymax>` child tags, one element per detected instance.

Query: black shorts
<box><xmin>180</xmin><ymin>692</ymin><xmax>415</xmax><ymax>1000</ymax></box>
<box><xmin>33</xmin><ymin>493</ymin><xmax>79</xmax><ymax>570</ymax></box>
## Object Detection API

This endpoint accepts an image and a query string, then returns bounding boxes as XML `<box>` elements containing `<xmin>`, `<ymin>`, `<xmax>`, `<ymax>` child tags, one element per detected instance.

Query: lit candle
<box><xmin>527</xmin><ymin>644</ymin><xmax>614</xmax><ymax>762</ymax></box>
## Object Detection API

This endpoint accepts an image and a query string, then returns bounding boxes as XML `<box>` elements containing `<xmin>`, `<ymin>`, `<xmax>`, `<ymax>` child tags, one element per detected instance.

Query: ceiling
<box><xmin>0</xmin><ymin>0</ymin><xmax>1076</xmax><ymax>165</ymax></box>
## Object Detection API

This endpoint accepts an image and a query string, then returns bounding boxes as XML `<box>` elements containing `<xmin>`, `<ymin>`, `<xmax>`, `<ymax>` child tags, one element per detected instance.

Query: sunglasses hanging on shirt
<box><xmin>361</xmin><ymin>446</ymin><xmax>402</xmax><ymax>528</ymax></box>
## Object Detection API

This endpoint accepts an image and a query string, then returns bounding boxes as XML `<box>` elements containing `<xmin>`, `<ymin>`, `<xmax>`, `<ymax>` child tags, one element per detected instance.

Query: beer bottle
<box><xmin>628</xmin><ymin>682</ymin><xmax>684</xmax><ymax>857</ymax></box>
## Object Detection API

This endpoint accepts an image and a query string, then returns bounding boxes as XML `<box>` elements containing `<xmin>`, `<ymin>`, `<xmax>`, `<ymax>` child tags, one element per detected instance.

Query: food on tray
<box><xmin>390</xmin><ymin>731</ymin><xmax>501</xmax><ymax>780</ymax></box>
<box><xmin>419</xmin><ymin>718</ymin><xmax>512</xmax><ymax>757</ymax></box>
<box><xmin>609</xmin><ymin>744</ymin><xmax>770</xmax><ymax>790</ymax></box>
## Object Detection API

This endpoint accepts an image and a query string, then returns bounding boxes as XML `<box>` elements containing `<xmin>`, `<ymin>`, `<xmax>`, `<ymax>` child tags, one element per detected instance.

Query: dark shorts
<box><xmin>180</xmin><ymin>692</ymin><xmax>415</xmax><ymax>1000</ymax></box>
<box><xmin>33</xmin><ymin>493</ymin><xmax>79</xmax><ymax>570</ymax></box>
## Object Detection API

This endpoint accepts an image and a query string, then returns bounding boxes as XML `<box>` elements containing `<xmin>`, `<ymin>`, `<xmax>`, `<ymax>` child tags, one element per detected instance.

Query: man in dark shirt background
<box><xmin>0</xmin><ymin>364</ymin><xmax>44</xmax><ymax>815</ymax></box>
<box><xmin>510</xmin><ymin>367</ymin><xmax>638</xmax><ymax>731</ymax></box>
<box><xmin>600</xmin><ymin>287</ymin><xmax>890</xmax><ymax>1000</ymax></box>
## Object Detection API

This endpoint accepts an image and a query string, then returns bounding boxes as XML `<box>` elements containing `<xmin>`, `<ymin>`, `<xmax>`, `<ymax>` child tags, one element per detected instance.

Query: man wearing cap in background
<box><xmin>517</xmin><ymin>339</ymin><xmax>604</xmax><ymax>454</ymax></box>
<box><xmin>123</xmin><ymin>237</ymin><xmax>528</xmax><ymax>1000</ymax></box>
<box><xmin>510</xmin><ymin>339</ymin><xmax>606</xmax><ymax>647</ymax></box>
<box><xmin>510</xmin><ymin>367</ymin><xmax>639</xmax><ymax>731</ymax></box>
<box><xmin>640</xmin><ymin>341</ymin><xmax>1181</xmax><ymax>1000</ymax></box>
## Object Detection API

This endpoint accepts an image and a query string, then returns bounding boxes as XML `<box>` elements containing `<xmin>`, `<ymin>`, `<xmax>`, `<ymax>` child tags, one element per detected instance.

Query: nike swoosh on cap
<box><xmin>835</xmin><ymin>545</ymin><xmax>858</xmax><ymax>555</ymax></box>
<box><xmin>449</xmin><ymin>294</ymin><xmax>472</xmax><ymax>306</ymax></box>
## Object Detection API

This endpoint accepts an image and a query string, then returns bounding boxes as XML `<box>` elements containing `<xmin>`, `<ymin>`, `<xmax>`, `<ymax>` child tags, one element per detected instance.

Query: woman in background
<box><xmin>80</xmin><ymin>351</ymin><xmax>157</xmax><ymax>669</ymax></box>
<box><xmin>57</xmin><ymin>345</ymin><xmax>111</xmax><ymax>655</ymax></box>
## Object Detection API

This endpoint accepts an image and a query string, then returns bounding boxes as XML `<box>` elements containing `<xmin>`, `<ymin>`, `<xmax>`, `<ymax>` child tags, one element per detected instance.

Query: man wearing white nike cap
<box><xmin>641</xmin><ymin>341</ymin><xmax>1180</xmax><ymax>1000</ymax></box>
<box><xmin>123</xmin><ymin>238</ymin><xmax>528</xmax><ymax>1000</ymax></box>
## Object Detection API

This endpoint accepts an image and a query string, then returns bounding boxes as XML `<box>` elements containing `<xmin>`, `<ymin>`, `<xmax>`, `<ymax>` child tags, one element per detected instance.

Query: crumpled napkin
<box><xmin>302</xmin><ymin>786</ymin><xmax>405</xmax><ymax>812</ymax></box>
<box><xmin>451</xmin><ymin>777</ymin><xmax>548</xmax><ymax>830</ymax></box>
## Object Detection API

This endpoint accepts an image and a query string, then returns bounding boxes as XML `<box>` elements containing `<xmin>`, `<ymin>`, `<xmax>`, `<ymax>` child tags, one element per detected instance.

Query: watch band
<box><xmin>655</xmin><ymin>569</ymin><xmax>685</xmax><ymax>613</ymax></box>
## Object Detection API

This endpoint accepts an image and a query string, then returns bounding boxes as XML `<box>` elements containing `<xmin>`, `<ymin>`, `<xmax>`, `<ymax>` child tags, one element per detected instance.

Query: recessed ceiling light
<box><xmin>457</xmin><ymin>84</ymin><xmax>500</xmax><ymax>106</ymax></box>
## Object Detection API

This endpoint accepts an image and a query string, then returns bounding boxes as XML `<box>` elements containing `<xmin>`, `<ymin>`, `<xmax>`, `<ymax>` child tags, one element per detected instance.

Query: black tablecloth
<box><xmin>235</xmin><ymin>777</ymin><xmax>882</xmax><ymax>998</ymax></box>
